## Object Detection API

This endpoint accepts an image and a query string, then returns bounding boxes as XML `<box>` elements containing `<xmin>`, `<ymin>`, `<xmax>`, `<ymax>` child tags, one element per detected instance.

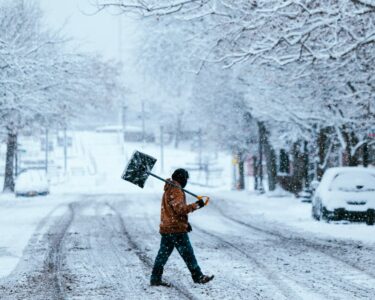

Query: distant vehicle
<box><xmin>21</xmin><ymin>159</ymin><xmax>46</xmax><ymax>169</ymax></box>
<box><xmin>95</xmin><ymin>125</ymin><xmax>122</xmax><ymax>133</ymax></box>
<box><xmin>123</xmin><ymin>126</ymin><xmax>155</xmax><ymax>143</ymax></box>
<box><xmin>15</xmin><ymin>169</ymin><xmax>50</xmax><ymax>197</ymax></box>
<box><xmin>312</xmin><ymin>167</ymin><xmax>375</xmax><ymax>225</ymax></box>
<box><xmin>95</xmin><ymin>125</ymin><xmax>155</xmax><ymax>142</ymax></box>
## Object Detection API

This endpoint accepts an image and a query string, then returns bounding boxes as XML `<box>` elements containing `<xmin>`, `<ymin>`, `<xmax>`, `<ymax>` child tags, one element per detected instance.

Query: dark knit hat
<box><xmin>172</xmin><ymin>168</ymin><xmax>189</xmax><ymax>188</ymax></box>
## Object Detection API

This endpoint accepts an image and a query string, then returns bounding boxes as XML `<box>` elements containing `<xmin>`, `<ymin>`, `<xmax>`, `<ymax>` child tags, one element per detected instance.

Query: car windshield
<box><xmin>17</xmin><ymin>170</ymin><xmax>46</xmax><ymax>184</ymax></box>
<box><xmin>330</xmin><ymin>172</ymin><xmax>375</xmax><ymax>192</ymax></box>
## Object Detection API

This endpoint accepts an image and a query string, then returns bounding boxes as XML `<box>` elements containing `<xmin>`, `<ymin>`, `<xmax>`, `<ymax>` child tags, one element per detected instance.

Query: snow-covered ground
<box><xmin>213</xmin><ymin>190</ymin><xmax>375</xmax><ymax>244</ymax></box>
<box><xmin>0</xmin><ymin>130</ymin><xmax>374</xmax><ymax>299</ymax></box>
<box><xmin>0</xmin><ymin>194</ymin><xmax>79</xmax><ymax>278</ymax></box>
<box><xmin>0</xmin><ymin>130</ymin><xmax>232</xmax><ymax>281</ymax></box>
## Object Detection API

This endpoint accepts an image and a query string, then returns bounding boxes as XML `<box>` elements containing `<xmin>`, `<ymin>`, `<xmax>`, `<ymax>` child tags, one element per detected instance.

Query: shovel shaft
<box><xmin>148</xmin><ymin>172</ymin><xmax>199</xmax><ymax>199</ymax></box>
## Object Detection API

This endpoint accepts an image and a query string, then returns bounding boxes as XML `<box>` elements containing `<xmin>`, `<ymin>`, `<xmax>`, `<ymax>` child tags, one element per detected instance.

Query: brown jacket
<box><xmin>159</xmin><ymin>179</ymin><xmax>197</xmax><ymax>234</ymax></box>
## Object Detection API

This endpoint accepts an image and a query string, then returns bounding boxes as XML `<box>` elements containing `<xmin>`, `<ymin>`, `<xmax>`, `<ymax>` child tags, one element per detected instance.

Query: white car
<box><xmin>312</xmin><ymin>167</ymin><xmax>375</xmax><ymax>225</ymax></box>
<box><xmin>15</xmin><ymin>169</ymin><xmax>50</xmax><ymax>197</ymax></box>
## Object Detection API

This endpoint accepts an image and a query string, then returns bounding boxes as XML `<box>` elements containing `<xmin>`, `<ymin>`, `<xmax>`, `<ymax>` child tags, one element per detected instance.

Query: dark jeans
<box><xmin>151</xmin><ymin>233</ymin><xmax>203</xmax><ymax>282</ymax></box>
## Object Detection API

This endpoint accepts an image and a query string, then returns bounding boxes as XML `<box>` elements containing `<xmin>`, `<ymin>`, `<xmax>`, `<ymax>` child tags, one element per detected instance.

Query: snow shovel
<box><xmin>121</xmin><ymin>151</ymin><xmax>209</xmax><ymax>205</ymax></box>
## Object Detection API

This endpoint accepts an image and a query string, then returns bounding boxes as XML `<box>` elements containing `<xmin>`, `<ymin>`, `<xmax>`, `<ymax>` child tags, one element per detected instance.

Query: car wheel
<box><xmin>366</xmin><ymin>210</ymin><xmax>375</xmax><ymax>226</ymax></box>
<box><xmin>312</xmin><ymin>204</ymin><xmax>320</xmax><ymax>221</ymax></box>
<box><xmin>312</xmin><ymin>208</ymin><xmax>317</xmax><ymax>220</ymax></box>
<box><xmin>321</xmin><ymin>206</ymin><xmax>331</xmax><ymax>222</ymax></box>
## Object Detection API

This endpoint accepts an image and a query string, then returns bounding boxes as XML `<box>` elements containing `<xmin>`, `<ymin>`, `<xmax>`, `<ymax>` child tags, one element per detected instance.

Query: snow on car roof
<box><xmin>324</xmin><ymin>167</ymin><xmax>375</xmax><ymax>175</ymax></box>
<box><xmin>318</xmin><ymin>167</ymin><xmax>375</xmax><ymax>192</ymax></box>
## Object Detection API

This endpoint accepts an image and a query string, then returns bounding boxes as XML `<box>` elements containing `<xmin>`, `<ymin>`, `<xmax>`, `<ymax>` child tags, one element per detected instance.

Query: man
<box><xmin>150</xmin><ymin>168</ymin><xmax>214</xmax><ymax>287</ymax></box>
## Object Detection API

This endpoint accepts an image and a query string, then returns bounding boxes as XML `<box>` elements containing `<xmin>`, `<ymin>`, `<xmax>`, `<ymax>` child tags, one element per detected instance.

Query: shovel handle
<box><xmin>148</xmin><ymin>172</ymin><xmax>206</xmax><ymax>201</ymax></box>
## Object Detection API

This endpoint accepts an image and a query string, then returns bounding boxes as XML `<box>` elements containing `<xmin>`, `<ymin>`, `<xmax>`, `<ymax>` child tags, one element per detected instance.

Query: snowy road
<box><xmin>1</xmin><ymin>194</ymin><xmax>375</xmax><ymax>300</ymax></box>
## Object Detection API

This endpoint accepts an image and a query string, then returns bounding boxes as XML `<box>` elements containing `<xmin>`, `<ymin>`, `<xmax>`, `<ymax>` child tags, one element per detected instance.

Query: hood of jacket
<box><xmin>164</xmin><ymin>179</ymin><xmax>181</xmax><ymax>192</ymax></box>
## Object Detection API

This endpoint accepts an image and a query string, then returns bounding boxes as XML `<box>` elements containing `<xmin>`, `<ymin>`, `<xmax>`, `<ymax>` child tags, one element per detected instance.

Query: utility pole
<box><xmin>122</xmin><ymin>106</ymin><xmax>127</xmax><ymax>130</ymax></box>
<box><xmin>118</xmin><ymin>15</ymin><xmax>127</xmax><ymax>152</ymax></box>
<box><xmin>63</xmin><ymin>127</ymin><xmax>67</xmax><ymax>173</ymax></box>
<box><xmin>45</xmin><ymin>129</ymin><xmax>49</xmax><ymax>173</ymax></box>
<box><xmin>198</xmin><ymin>128</ymin><xmax>202</xmax><ymax>168</ymax></box>
<box><xmin>118</xmin><ymin>16</ymin><xmax>123</xmax><ymax>128</ymax></box>
<box><xmin>160</xmin><ymin>126</ymin><xmax>164</xmax><ymax>173</ymax></box>
<box><xmin>122</xmin><ymin>105</ymin><xmax>127</xmax><ymax>142</ymax></box>
<box><xmin>141</xmin><ymin>101</ymin><xmax>146</xmax><ymax>143</ymax></box>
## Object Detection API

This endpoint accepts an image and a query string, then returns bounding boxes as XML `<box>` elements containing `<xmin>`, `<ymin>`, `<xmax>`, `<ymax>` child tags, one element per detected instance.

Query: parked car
<box><xmin>123</xmin><ymin>126</ymin><xmax>155</xmax><ymax>143</ymax></box>
<box><xmin>15</xmin><ymin>169</ymin><xmax>50</xmax><ymax>197</ymax></box>
<box><xmin>312</xmin><ymin>167</ymin><xmax>375</xmax><ymax>225</ymax></box>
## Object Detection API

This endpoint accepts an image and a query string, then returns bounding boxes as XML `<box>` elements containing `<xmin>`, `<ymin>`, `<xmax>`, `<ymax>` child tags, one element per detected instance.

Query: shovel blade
<box><xmin>121</xmin><ymin>151</ymin><xmax>157</xmax><ymax>188</ymax></box>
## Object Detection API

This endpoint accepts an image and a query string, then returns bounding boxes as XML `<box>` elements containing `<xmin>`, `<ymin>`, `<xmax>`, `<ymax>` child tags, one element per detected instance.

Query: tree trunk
<box><xmin>265</xmin><ymin>146</ymin><xmax>277</xmax><ymax>191</ymax></box>
<box><xmin>253</xmin><ymin>156</ymin><xmax>258</xmax><ymax>191</ymax></box>
<box><xmin>279</xmin><ymin>149</ymin><xmax>290</xmax><ymax>174</ymax></box>
<box><xmin>3</xmin><ymin>132</ymin><xmax>17</xmax><ymax>193</ymax></box>
<box><xmin>258</xmin><ymin>122</ymin><xmax>277</xmax><ymax>191</ymax></box>
<box><xmin>263</xmin><ymin>133</ymin><xmax>277</xmax><ymax>191</ymax></box>
<box><xmin>291</xmin><ymin>142</ymin><xmax>304</xmax><ymax>193</ymax></box>
<box><xmin>174</xmin><ymin>114</ymin><xmax>183</xmax><ymax>149</ymax></box>
<box><xmin>349</xmin><ymin>132</ymin><xmax>359</xmax><ymax>166</ymax></box>
<box><xmin>363</xmin><ymin>143</ymin><xmax>369</xmax><ymax>167</ymax></box>
<box><xmin>238</xmin><ymin>152</ymin><xmax>245</xmax><ymax>190</ymax></box>
<box><xmin>317</xmin><ymin>128</ymin><xmax>328</xmax><ymax>180</ymax></box>
<box><xmin>342</xmin><ymin>129</ymin><xmax>359</xmax><ymax>166</ymax></box>
<box><xmin>302</xmin><ymin>141</ymin><xmax>309</xmax><ymax>187</ymax></box>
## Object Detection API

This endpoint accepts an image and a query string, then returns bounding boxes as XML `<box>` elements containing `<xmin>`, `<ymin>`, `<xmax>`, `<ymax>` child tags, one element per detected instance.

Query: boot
<box><xmin>150</xmin><ymin>266</ymin><xmax>171</xmax><ymax>287</ymax></box>
<box><xmin>150</xmin><ymin>279</ymin><xmax>171</xmax><ymax>287</ymax></box>
<box><xmin>193</xmin><ymin>274</ymin><xmax>214</xmax><ymax>284</ymax></box>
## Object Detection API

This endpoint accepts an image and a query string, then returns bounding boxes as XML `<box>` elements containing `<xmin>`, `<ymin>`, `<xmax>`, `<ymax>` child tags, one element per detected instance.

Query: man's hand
<box><xmin>195</xmin><ymin>196</ymin><xmax>209</xmax><ymax>209</ymax></box>
<box><xmin>195</xmin><ymin>199</ymin><xmax>205</xmax><ymax>208</ymax></box>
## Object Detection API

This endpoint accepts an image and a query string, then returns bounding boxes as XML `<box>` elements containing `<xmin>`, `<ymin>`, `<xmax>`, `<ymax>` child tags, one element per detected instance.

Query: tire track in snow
<box><xmin>64</xmin><ymin>200</ymin><xmax>155</xmax><ymax>298</ymax></box>
<box><xmin>45</xmin><ymin>203</ymin><xmax>74</xmax><ymax>300</ymax></box>
<box><xmin>49</xmin><ymin>198</ymin><xmax>188</xmax><ymax>299</ymax></box>
<box><xmin>210</xmin><ymin>201</ymin><xmax>375</xmax><ymax>299</ymax></box>
<box><xmin>121</xmin><ymin>196</ymin><xmax>285</xmax><ymax>300</ymax></box>
<box><xmin>193</xmin><ymin>224</ymin><xmax>302</xmax><ymax>300</ymax></box>
<box><xmin>212</xmin><ymin>200</ymin><xmax>375</xmax><ymax>279</ymax></box>
<box><xmin>140</xmin><ymin>209</ymin><xmax>279</xmax><ymax>299</ymax></box>
<box><xmin>107</xmin><ymin>202</ymin><xmax>198</xmax><ymax>300</ymax></box>
<box><xmin>0</xmin><ymin>203</ymin><xmax>74</xmax><ymax>300</ymax></box>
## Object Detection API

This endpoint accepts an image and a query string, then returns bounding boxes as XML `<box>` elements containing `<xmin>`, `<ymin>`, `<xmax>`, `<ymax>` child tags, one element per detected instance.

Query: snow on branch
<box><xmin>93</xmin><ymin>0</ymin><xmax>209</xmax><ymax>16</ymax></box>
<box><xmin>0</xmin><ymin>0</ymin><xmax>124</xmax><ymax>132</ymax></box>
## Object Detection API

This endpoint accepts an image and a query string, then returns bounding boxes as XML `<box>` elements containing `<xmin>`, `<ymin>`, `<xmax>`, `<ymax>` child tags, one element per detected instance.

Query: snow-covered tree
<box><xmin>97</xmin><ymin>0</ymin><xmax>374</xmax><ymax>183</ymax></box>
<box><xmin>132</xmin><ymin>17</ymin><xmax>202</xmax><ymax>147</ymax></box>
<box><xmin>0</xmin><ymin>0</ymin><xmax>123</xmax><ymax>192</ymax></box>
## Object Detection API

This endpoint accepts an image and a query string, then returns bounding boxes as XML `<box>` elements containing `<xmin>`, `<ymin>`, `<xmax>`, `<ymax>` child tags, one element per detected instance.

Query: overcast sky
<box><xmin>38</xmin><ymin>0</ymin><xmax>146</xmax><ymax>125</ymax></box>
<box><xmin>39</xmin><ymin>0</ymin><xmax>139</xmax><ymax>61</ymax></box>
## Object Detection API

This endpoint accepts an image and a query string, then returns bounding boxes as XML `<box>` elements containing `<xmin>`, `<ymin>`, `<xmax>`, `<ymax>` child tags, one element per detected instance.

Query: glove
<box><xmin>187</xmin><ymin>222</ymin><xmax>192</xmax><ymax>232</ymax></box>
<box><xmin>195</xmin><ymin>196</ymin><xmax>210</xmax><ymax>209</ymax></box>
<box><xmin>195</xmin><ymin>199</ymin><xmax>205</xmax><ymax>209</ymax></box>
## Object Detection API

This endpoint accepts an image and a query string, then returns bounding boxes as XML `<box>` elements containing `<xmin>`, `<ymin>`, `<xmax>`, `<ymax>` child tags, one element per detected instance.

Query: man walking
<box><xmin>150</xmin><ymin>168</ymin><xmax>214</xmax><ymax>286</ymax></box>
